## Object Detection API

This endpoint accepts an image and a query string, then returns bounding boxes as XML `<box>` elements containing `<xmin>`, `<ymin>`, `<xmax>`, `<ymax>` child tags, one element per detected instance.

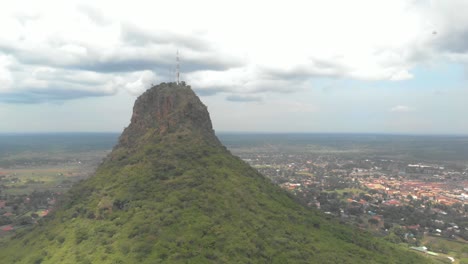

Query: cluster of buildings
<box><xmin>358</xmin><ymin>164</ymin><xmax>467</xmax><ymax>207</ymax></box>
<box><xmin>236</xmin><ymin>152</ymin><xmax>468</xmax><ymax>242</ymax></box>
<box><xmin>248</xmin><ymin>154</ymin><xmax>467</xmax><ymax>209</ymax></box>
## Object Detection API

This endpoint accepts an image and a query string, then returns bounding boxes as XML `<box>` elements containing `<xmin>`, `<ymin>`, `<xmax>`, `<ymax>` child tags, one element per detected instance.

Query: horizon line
<box><xmin>0</xmin><ymin>131</ymin><xmax>467</xmax><ymax>137</ymax></box>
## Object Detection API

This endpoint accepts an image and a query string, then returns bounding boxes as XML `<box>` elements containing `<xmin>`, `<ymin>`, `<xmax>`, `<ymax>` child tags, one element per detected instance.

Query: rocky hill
<box><xmin>0</xmin><ymin>82</ymin><xmax>431</xmax><ymax>263</ymax></box>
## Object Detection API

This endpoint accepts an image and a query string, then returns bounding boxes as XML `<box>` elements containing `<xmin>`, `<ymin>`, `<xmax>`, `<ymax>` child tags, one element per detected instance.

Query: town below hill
<box><xmin>0</xmin><ymin>84</ymin><xmax>431</xmax><ymax>263</ymax></box>
<box><xmin>0</xmin><ymin>132</ymin><xmax>466</xmax><ymax>263</ymax></box>
<box><xmin>220</xmin><ymin>133</ymin><xmax>468</xmax><ymax>263</ymax></box>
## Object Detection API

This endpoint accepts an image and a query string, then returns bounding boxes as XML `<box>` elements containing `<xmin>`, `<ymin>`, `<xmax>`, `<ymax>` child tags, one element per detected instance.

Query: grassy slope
<box><xmin>0</xmin><ymin>82</ymin><xmax>433</xmax><ymax>263</ymax></box>
<box><xmin>0</xmin><ymin>132</ymin><xmax>432</xmax><ymax>264</ymax></box>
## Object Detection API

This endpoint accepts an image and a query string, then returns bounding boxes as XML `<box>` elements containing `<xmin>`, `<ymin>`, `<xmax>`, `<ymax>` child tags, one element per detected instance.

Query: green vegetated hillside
<box><xmin>0</xmin><ymin>83</ymin><xmax>432</xmax><ymax>263</ymax></box>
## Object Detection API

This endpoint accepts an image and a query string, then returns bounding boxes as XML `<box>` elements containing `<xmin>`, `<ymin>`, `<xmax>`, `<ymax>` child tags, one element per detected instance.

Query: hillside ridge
<box><xmin>0</xmin><ymin>82</ymin><xmax>432</xmax><ymax>263</ymax></box>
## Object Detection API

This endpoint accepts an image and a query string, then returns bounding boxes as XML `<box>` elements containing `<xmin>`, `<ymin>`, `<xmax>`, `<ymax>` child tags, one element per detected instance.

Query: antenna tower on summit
<box><xmin>176</xmin><ymin>50</ymin><xmax>180</xmax><ymax>85</ymax></box>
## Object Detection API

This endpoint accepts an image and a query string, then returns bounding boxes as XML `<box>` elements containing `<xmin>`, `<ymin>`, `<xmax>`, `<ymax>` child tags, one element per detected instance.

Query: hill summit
<box><xmin>0</xmin><ymin>82</ymin><xmax>430</xmax><ymax>263</ymax></box>
<box><xmin>115</xmin><ymin>82</ymin><xmax>221</xmax><ymax>151</ymax></box>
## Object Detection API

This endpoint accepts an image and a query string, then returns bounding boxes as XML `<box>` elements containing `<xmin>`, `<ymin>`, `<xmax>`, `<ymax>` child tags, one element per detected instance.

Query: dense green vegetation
<box><xmin>0</xmin><ymin>137</ymin><xmax>430</xmax><ymax>263</ymax></box>
<box><xmin>0</xmin><ymin>84</ymin><xmax>433</xmax><ymax>263</ymax></box>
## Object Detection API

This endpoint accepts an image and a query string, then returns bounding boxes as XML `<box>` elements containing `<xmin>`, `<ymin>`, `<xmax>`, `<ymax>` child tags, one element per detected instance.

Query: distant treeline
<box><xmin>217</xmin><ymin>133</ymin><xmax>468</xmax><ymax>162</ymax></box>
<box><xmin>0</xmin><ymin>132</ymin><xmax>467</xmax><ymax>163</ymax></box>
<box><xmin>0</xmin><ymin>133</ymin><xmax>120</xmax><ymax>157</ymax></box>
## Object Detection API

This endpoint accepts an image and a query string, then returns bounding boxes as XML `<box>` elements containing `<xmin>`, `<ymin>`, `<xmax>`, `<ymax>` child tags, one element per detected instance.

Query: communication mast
<box><xmin>176</xmin><ymin>50</ymin><xmax>180</xmax><ymax>85</ymax></box>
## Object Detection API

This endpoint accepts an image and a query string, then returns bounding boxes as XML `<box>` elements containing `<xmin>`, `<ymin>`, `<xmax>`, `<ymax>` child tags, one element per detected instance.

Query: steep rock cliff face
<box><xmin>114</xmin><ymin>82</ymin><xmax>221</xmax><ymax>155</ymax></box>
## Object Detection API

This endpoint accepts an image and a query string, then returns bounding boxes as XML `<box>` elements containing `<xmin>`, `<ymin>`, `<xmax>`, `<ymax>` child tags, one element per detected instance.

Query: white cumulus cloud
<box><xmin>0</xmin><ymin>0</ymin><xmax>466</xmax><ymax>103</ymax></box>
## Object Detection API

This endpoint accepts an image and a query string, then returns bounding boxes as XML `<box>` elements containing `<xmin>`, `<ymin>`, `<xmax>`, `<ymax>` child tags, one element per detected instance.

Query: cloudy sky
<box><xmin>0</xmin><ymin>0</ymin><xmax>467</xmax><ymax>134</ymax></box>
